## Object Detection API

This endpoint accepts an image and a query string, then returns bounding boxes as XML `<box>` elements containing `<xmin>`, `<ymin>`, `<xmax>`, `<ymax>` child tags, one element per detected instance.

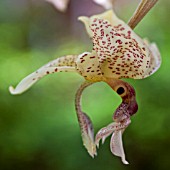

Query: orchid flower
<box><xmin>9</xmin><ymin>0</ymin><xmax>161</xmax><ymax>164</ymax></box>
<box><xmin>9</xmin><ymin>9</ymin><xmax>161</xmax><ymax>94</ymax></box>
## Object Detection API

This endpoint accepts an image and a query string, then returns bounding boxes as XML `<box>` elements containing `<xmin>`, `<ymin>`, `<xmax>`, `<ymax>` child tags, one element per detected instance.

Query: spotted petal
<box><xmin>9</xmin><ymin>55</ymin><xmax>78</xmax><ymax>95</ymax></box>
<box><xmin>78</xmin><ymin>10</ymin><xmax>120</xmax><ymax>38</ymax></box>
<box><xmin>143</xmin><ymin>40</ymin><xmax>161</xmax><ymax>77</ymax></box>
<box><xmin>79</xmin><ymin>10</ymin><xmax>161</xmax><ymax>79</ymax></box>
<box><xmin>90</xmin><ymin>18</ymin><xmax>150</xmax><ymax>79</ymax></box>
<box><xmin>75</xmin><ymin>51</ymin><xmax>104</xmax><ymax>82</ymax></box>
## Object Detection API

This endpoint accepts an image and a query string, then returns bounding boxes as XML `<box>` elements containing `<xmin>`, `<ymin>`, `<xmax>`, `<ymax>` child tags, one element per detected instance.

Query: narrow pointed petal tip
<box><xmin>78</xmin><ymin>16</ymin><xmax>92</xmax><ymax>38</ymax></box>
<box><xmin>9</xmin><ymin>86</ymin><xmax>19</xmax><ymax>95</ymax></box>
<box><xmin>122</xmin><ymin>159</ymin><xmax>129</xmax><ymax>165</ymax></box>
<box><xmin>78</xmin><ymin>16</ymin><xmax>88</xmax><ymax>22</ymax></box>
<box><xmin>85</xmin><ymin>144</ymin><xmax>97</xmax><ymax>158</ymax></box>
<box><xmin>78</xmin><ymin>16</ymin><xmax>89</xmax><ymax>27</ymax></box>
<box><xmin>82</xmin><ymin>138</ymin><xmax>97</xmax><ymax>158</ymax></box>
<box><xmin>102</xmin><ymin>136</ymin><xmax>106</xmax><ymax>144</ymax></box>
<box><xmin>96</xmin><ymin>142</ymin><xmax>100</xmax><ymax>148</ymax></box>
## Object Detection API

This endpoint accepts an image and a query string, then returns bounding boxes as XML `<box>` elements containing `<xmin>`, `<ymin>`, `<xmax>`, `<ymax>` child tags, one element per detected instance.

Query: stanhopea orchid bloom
<box><xmin>9</xmin><ymin>9</ymin><xmax>161</xmax><ymax>94</ymax></box>
<box><xmin>9</xmin><ymin>6</ymin><xmax>161</xmax><ymax>164</ymax></box>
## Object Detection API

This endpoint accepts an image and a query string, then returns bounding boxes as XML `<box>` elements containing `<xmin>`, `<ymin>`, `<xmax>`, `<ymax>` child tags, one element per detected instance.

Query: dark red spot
<box><xmin>116</xmin><ymin>39</ymin><xmax>122</xmax><ymax>44</ymax></box>
<box><xmin>90</xmin><ymin>56</ymin><xmax>95</xmax><ymax>59</ymax></box>
<box><xmin>142</xmin><ymin>47</ymin><xmax>146</xmax><ymax>51</ymax></box>
<box><xmin>81</xmin><ymin>60</ymin><xmax>85</xmax><ymax>63</ymax></box>
<box><xmin>120</xmin><ymin>27</ymin><xmax>125</xmax><ymax>31</ymax></box>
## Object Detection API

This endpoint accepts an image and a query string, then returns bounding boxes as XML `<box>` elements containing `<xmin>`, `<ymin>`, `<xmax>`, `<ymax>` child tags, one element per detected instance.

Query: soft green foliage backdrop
<box><xmin>0</xmin><ymin>0</ymin><xmax>170</xmax><ymax>170</ymax></box>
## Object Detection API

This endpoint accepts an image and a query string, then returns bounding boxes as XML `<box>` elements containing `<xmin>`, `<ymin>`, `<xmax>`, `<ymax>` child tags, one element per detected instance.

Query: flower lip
<box><xmin>114</xmin><ymin>97</ymin><xmax>138</xmax><ymax>123</ymax></box>
<box><xmin>113</xmin><ymin>102</ymin><xmax>130</xmax><ymax>123</ymax></box>
<box><xmin>128</xmin><ymin>99</ymin><xmax>138</xmax><ymax>116</ymax></box>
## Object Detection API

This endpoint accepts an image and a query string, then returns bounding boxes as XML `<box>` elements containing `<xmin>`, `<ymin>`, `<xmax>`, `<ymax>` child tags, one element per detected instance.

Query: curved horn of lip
<box><xmin>113</xmin><ymin>102</ymin><xmax>130</xmax><ymax>123</ymax></box>
<box><xmin>105</xmin><ymin>78</ymin><xmax>138</xmax><ymax>122</ymax></box>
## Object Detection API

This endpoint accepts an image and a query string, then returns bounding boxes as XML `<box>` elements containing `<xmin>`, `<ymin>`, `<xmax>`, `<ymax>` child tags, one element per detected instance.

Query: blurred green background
<box><xmin>0</xmin><ymin>0</ymin><xmax>170</xmax><ymax>170</ymax></box>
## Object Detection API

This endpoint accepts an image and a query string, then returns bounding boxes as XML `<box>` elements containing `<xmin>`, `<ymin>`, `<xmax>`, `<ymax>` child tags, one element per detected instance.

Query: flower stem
<box><xmin>128</xmin><ymin>0</ymin><xmax>158</xmax><ymax>29</ymax></box>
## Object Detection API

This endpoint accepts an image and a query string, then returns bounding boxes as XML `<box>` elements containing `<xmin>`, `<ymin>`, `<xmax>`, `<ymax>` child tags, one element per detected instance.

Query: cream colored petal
<box><xmin>9</xmin><ymin>55</ymin><xmax>78</xmax><ymax>95</ymax></box>
<box><xmin>143</xmin><ymin>41</ymin><xmax>161</xmax><ymax>77</ymax></box>
<box><xmin>79</xmin><ymin>10</ymin><xmax>160</xmax><ymax>79</ymax></box>
<box><xmin>44</xmin><ymin>54</ymin><xmax>77</xmax><ymax>67</ymax></box>
<box><xmin>110</xmin><ymin>130</ymin><xmax>129</xmax><ymax>164</ymax></box>
<box><xmin>89</xmin><ymin>17</ymin><xmax>154</xmax><ymax>79</ymax></box>
<box><xmin>45</xmin><ymin>0</ymin><xmax>70</xmax><ymax>12</ymax></box>
<box><xmin>9</xmin><ymin>66</ymin><xmax>76</xmax><ymax>95</ymax></box>
<box><xmin>75</xmin><ymin>52</ymin><xmax>104</xmax><ymax>82</ymax></box>
<box><xmin>78</xmin><ymin>10</ymin><xmax>121</xmax><ymax>38</ymax></box>
<box><xmin>93</xmin><ymin>0</ymin><xmax>113</xmax><ymax>9</ymax></box>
